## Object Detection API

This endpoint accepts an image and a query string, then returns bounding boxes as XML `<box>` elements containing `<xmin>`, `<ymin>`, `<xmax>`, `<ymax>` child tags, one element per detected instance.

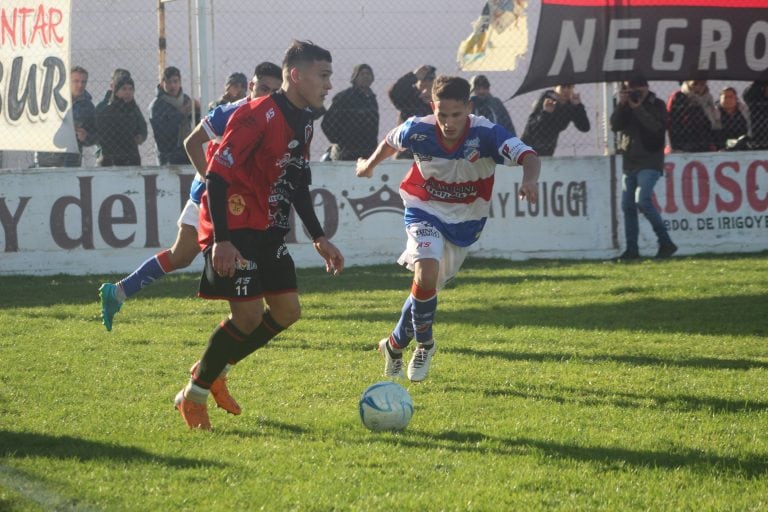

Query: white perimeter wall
<box><xmin>1</xmin><ymin>151</ymin><xmax>766</xmax><ymax>276</ymax></box>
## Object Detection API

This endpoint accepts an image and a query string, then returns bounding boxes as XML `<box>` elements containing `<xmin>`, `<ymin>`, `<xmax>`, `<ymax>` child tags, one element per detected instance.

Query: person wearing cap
<box><xmin>469</xmin><ymin>74</ymin><xmax>515</xmax><ymax>135</ymax></box>
<box><xmin>95</xmin><ymin>74</ymin><xmax>147</xmax><ymax>166</ymax></box>
<box><xmin>521</xmin><ymin>83</ymin><xmax>590</xmax><ymax>156</ymax></box>
<box><xmin>610</xmin><ymin>74</ymin><xmax>677</xmax><ymax>260</ymax></box>
<box><xmin>208</xmin><ymin>72</ymin><xmax>249</xmax><ymax>112</ymax></box>
<box><xmin>389</xmin><ymin>64</ymin><xmax>436</xmax><ymax>159</ymax></box>
<box><xmin>321</xmin><ymin>63</ymin><xmax>379</xmax><ymax>160</ymax></box>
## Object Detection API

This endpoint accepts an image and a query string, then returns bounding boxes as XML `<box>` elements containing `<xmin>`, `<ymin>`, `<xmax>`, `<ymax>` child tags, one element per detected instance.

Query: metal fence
<box><xmin>0</xmin><ymin>0</ymin><xmax>759</xmax><ymax>170</ymax></box>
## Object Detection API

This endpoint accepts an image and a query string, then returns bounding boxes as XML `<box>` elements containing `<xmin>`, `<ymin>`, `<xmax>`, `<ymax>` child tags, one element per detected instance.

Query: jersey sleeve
<box><xmin>203</xmin><ymin>98</ymin><xmax>247</xmax><ymax>142</ymax></box>
<box><xmin>207</xmin><ymin>102</ymin><xmax>265</xmax><ymax>181</ymax></box>
<box><xmin>491</xmin><ymin>123</ymin><xmax>536</xmax><ymax>166</ymax></box>
<box><xmin>384</xmin><ymin>118</ymin><xmax>415</xmax><ymax>152</ymax></box>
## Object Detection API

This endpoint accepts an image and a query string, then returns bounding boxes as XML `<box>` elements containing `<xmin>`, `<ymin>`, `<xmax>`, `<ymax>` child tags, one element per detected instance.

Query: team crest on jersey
<box><xmin>228</xmin><ymin>194</ymin><xmax>246</xmax><ymax>216</ymax></box>
<box><xmin>465</xmin><ymin>148</ymin><xmax>480</xmax><ymax>163</ymax></box>
<box><xmin>214</xmin><ymin>147</ymin><xmax>234</xmax><ymax>168</ymax></box>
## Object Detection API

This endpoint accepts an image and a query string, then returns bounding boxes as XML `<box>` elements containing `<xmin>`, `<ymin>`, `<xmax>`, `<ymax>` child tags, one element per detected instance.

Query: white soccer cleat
<box><xmin>407</xmin><ymin>341</ymin><xmax>436</xmax><ymax>382</ymax></box>
<box><xmin>378</xmin><ymin>337</ymin><xmax>404</xmax><ymax>379</ymax></box>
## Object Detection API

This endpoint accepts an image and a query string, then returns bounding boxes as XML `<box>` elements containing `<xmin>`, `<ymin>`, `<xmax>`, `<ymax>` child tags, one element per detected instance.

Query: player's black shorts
<box><xmin>198</xmin><ymin>229</ymin><xmax>297</xmax><ymax>301</ymax></box>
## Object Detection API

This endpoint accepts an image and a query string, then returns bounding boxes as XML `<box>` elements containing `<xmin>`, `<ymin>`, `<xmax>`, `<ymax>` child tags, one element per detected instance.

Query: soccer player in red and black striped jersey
<box><xmin>175</xmin><ymin>40</ymin><xmax>345</xmax><ymax>430</ymax></box>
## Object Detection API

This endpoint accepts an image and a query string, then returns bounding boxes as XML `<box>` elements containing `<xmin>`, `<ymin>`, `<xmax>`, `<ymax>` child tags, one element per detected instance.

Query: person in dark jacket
<box><xmin>667</xmin><ymin>79</ymin><xmax>720</xmax><ymax>153</ymax></box>
<box><xmin>743</xmin><ymin>80</ymin><xmax>768</xmax><ymax>148</ymax></box>
<box><xmin>96</xmin><ymin>75</ymin><xmax>147</xmax><ymax>166</ymax></box>
<box><xmin>610</xmin><ymin>75</ymin><xmax>676</xmax><ymax>261</ymax></box>
<box><xmin>716</xmin><ymin>86</ymin><xmax>751</xmax><ymax>150</ymax></box>
<box><xmin>469</xmin><ymin>74</ymin><xmax>515</xmax><ymax>135</ymax></box>
<box><xmin>321</xmin><ymin>63</ymin><xmax>379</xmax><ymax>160</ymax></box>
<box><xmin>35</xmin><ymin>66</ymin><xmax>97</xmax><ymax>167</ymax></box>
<box><xmin>522</xmin><ymin>84</ymin><xmax>590</xmax><ymax>156</ymax></box>
<box><xmin>388</xmin><ymin>65</ymin><xmax>435</xmax><ymax>159</ymax></box>
<box><xmin>148</xmin><ymin>66</ymin><xmax>199</xmax><ymax>165</ymax></box>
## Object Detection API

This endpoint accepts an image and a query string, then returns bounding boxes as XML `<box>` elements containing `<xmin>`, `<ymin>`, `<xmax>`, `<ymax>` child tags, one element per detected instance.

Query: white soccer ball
<box><xmin>359</xmin><ymin>381</ymin><xmax>414</xmax><ymax>432</ymax></box>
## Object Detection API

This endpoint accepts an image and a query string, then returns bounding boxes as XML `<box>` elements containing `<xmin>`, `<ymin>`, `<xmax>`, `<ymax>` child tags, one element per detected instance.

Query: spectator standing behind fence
<box><xmin>667</xmin><ymin>79</ymin><xmax>721</xmax><ymax>153</ymax></box>
<box><xmin>207</xmin><ymin>72</ymin><xmax>249</xmax><ymax>112</ymax></box>
<box><xmin>389</xmin><ymin>64</ymin><xmax>435</xmax><ymax>159</ymax></box>
<box><xmin>321</xmin><ymin>64</ymin><xmax>379</xmax><ymax>160</ymax></box>
<box><xmin>469</xmin><ymin>74</ymin><xmax>515</xmax><ymax>135</ymax></box>
<box><xmin>610</xmin><ymin>75</ymin><xmax>677</xmax><ymax>261</ymax></box>
<box><xmin>95</xmin><ymin>75</ymin><xmax>146</xmax><ymax>166</ymax></box>
<box><xmin>743</xmin><ymin>80</ymin><xmax>768</xmax><ymax>148</ymax></box>
<box><xmin>521</xmin><ymin>84</ymin><xmax>590</xmax><ymax>156</ymax></box>
<box><xmin>716</xmin><ymin>86</ymin><xmax>751</xmax><ymax>150</ymax></box>
<box><xmin>96</xmin><ymin>68</ymin><xmax>131</xmax><ymax>113</ymax></box>
<box><xmin>35</xmin><ymin>66</ymin><xmax>97</xmax><ymax>168</ymax></box>
<box><xmin>149</xmin><ymin>66</ymin><xmax>199</xmax><ymax>165</ymax></box>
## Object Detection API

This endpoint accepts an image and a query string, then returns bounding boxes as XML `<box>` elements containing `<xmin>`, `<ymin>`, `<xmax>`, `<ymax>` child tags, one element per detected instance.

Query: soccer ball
<box><xmin>359</xmin><ymin>381</ymin><xmax>414</xmax><ymax>431</ymax></box>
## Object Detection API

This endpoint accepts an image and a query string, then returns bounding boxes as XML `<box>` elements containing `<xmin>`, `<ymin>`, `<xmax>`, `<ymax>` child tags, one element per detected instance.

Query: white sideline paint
<box><xmin>0</xmin><ymin>464</ymin><xmax>101</xmax><ymax>511</ymax></box>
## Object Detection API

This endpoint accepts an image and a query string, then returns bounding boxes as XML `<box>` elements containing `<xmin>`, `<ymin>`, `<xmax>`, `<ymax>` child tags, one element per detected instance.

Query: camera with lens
<box><xmin>628</xmin><ymin>90</ymin><xmax>642</xmax><ymax>102</ymax></box>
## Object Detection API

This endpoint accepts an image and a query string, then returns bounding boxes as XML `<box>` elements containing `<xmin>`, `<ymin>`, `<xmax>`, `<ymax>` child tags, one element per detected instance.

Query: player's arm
<box><xmin>355</xmin><ymin>138</ymin><xmax>397</xmax><ymax>178</ymax></box>
<box><xmin>184</xmin><ymin>122</ymin><xmax>210</xmax><ymax>180</ymax></box>
<box><xmin>518</xmin><ymin>152</ymin><xmax>541</xmax><ymax>203</ymax></box>
<box><xmin>293</xmin><ymin>183</ymin><xmax>344</xmax><ymax>275</ymax></box>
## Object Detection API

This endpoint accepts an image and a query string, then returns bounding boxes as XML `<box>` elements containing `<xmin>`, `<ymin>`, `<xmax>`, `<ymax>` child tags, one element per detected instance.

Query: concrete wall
<box><xmin>1</xmin><ymin>151</ymin><xmax>766</xmax><ymax>275</ymax></box>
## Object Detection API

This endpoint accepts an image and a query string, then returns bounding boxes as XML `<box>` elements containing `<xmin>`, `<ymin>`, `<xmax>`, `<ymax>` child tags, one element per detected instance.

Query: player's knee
<box><xmin>272</xmin><ymin>302</ymin><xmax>301</xmax><ymax>327</ymax></box>
<box><xmin>169</xmin><ymin>248</ymin><xmax>198</xmax><ymax>269</ymax></box>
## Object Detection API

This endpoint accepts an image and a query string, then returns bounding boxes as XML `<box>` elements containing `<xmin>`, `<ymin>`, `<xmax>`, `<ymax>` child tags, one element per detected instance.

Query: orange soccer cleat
<box><xmin>174</xmin><ymin>390</ymin><xmax>211</xmax><ymax>430</ymax></box>
<box><xmin>190</xmin><ymin>361</ymin><xmax>242</xmax><ymax>415</ymax></box>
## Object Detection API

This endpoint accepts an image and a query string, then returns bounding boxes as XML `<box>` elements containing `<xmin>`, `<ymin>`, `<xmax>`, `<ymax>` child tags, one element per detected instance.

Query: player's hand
<box><xmin>212</xmin><ymin>241</ymin><xmax>244</xmax><ymax>278</ymax></box>
<box><xmin>313</xmin><ymin>237</ymin><xmax>344</xmax><ymax>276</ymax></box>
<box><xmin>355</xmin><ymin>157</ymin><xmax>373</xmax><ymax>178</ymax></box>
<box><xmin>518</xmin><ymin>180</ymin><xmax>539</xmax><ymax>203</ymax></box>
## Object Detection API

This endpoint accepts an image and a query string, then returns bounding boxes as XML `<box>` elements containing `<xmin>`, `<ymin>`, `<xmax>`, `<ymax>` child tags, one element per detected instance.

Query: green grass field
<box><xmin>1</xmin><ymin>254</ymin><xmax>767</xmax><ymax>511</ymax></box>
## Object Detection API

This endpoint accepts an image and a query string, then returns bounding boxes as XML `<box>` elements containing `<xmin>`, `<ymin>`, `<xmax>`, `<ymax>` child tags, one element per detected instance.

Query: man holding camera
<box><xmin>610</xmin><ymin>74</ymin><xmax>677</xmax><ymax>261</ymax></box>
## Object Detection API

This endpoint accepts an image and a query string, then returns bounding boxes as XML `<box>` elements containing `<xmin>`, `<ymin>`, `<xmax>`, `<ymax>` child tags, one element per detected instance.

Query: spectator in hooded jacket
<box><xmin>469</xmin><ymin>74</ymin><xmax>515</xmax><ymax>135</ymax></box>
<box><xmin>667</xmin><ymin>79</ymin><xmax>720</xmax><ymax>152</ymax></box>
<box><xmin>522</xmin><ymin>84</ymin><xmax>590</xmax><ymax>156</ymax></box>
<box><xmin>321</xmin><ymin>64</ymin><xmax>379</xmax><ymax>160</ymax></box>
<box><xmin>149</xmin><ymin>66</ymin><xmax>200</xmax><ymax>165</ymax></box>
<box><xmin>96</xmin><ymin>75</ymin><xmax>147</xmax><ymax>166</ymax></box>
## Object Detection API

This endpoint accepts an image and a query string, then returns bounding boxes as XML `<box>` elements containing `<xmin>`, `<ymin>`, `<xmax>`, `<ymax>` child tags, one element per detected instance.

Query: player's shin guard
<box><xmin>230</xmin><ymin>311</ymin><xmax>285</xmax><ymax>363</ymax></box>
<box><xmin>118</xmin><ymin>249</ymin><xmax>174</xmax><ymax>299</ymax></box>
<box><xmin>410</xmin><ymin>282</ymin><xmax>437</xmax><ymax>344</ymax></box>
<box><xmin>193</xmin><ymin>319</ymin><xmax>247</xmax><ymax>389</ymax></box>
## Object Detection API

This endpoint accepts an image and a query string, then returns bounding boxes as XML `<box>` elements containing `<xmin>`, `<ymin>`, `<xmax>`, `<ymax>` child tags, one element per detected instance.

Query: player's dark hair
<box><xmin>162</xmin><ymin>66</ymin><xmax>181</xmax><ymax>81</ymax></box>
<box><xmin>254</xmin><ymin>61</ymin><xmax>282</xmax><ymax>81</ymax></box>
<box><xmin>70</xmin><ymin>65</ymin><xmax>88</xmax><ymax>78</ymax></box>
<box><xmin>282</xmin><ymin>40</ymin><xmax>332</xmax><ymax>71</ymax></box>
<box><xmin>432</xmin><ymin>75</ymin><xmax>470</xmax><ymax>103</ymax></box>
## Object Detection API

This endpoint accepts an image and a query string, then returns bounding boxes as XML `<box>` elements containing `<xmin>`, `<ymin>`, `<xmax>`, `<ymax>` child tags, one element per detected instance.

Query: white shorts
<box><xmin>397</xmin><ymin>221</ymin><xmax>470</xmax><ymax>290</ymax></box>
<box><xmin>177</xmin><ymin>199</ymin><xmax>200</xmax><ymax>230</ymax></box>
